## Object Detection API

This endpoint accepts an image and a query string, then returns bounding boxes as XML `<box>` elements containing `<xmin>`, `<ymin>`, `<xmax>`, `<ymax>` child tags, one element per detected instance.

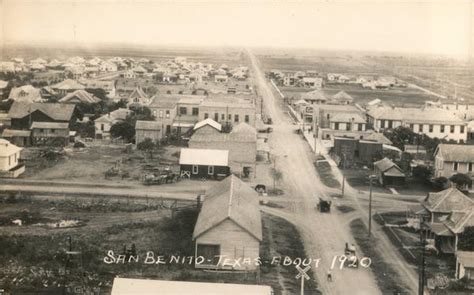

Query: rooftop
<box><xmin>435</xmin><ymin>144</ymin><xmax>474</xmax><ymax>162</ymax></box>
<box><xmin>179</xmin><ymin>148</ymin><xmax>229</xmax><ymax>166</ymax></box>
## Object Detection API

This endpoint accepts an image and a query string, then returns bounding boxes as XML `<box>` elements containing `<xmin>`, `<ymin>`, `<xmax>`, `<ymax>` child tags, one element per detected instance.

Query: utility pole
<box><xmin>368</xmin><ymin>176</ymin><xmax>374</xmax><ymax>237</ymax></box>
<box><xmin>419</xmin><ymin>215</ymin><xmax>426</xmax><ymax>295</ymax></box>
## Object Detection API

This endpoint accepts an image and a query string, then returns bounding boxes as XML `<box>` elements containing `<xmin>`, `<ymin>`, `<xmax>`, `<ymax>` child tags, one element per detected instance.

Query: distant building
<box><xmin>313</xmin><ymin>104</ymin><xmax>367</xmax><ymax>140</ymax></box>
<box><xmin>301</xmin><ymin>77</ymin><xmax>323</xmax><ymax>89</ymax></box>
<box><xmin>300</xmin><ymin>89</ymin><xmax>327</xmax><ymax>104</ymax></box>
<box><xmin>179</xmin><ymin>148</ymin><xmax>230</xmax><ymax>179</ymax></box>
<box><xmin>422</xmin><ymin>188</ymin><xmax>473</xmax><ymax>254</ymax></box>
<box><xmin>367</xmin><ymin>105</ymin><xmax>468</xmax><ymax>142</ymax></box>
<box><xmin>334</xmin><ymin>137</ymin><xmax>383</xmax><ymax>167</ymax></box>
<box><xmin>214</xmin><ymin>75</ymin><xmax>228</xmax><ymax>83</ymax></box>
<box><xmin>193</xmin><ymin>175</ymin><xmax>262</xmax><ymax>270</ymax></box>
<box><xmin>330</xmin><ymin>91</ymin><xmax>354</xmax><ymax>105</ymax></box>
<box><xmin>8</xmin><ymin>85</ymin><xmax>42</xmax><ymax>103</ymax></box>
<box><xmin>127</xmin><ymin>87</ymin><xmax>150</xmax><ymax>107</ymax></box>
<box><xmin>434</xmin><ymin>144</ymin><xmax>474</xmax><ymax>183</ymax></box>
<box><xmin>80</xmin><ymin>79</ymin><xmax>116</xmax><ymax>97</ymax></box>
<box><xmin>8</xmin><ymin>101</ymin><xmax>77</xmax><ymax>130</ymax></box>
<box><xmin>199</xmin><ymin>97</ymin><xmax>256</xmax><ymax>127</ymax></box>
<box><xmin>0</xmin><ymin>139</ymin><xmax>24</xmax><ymax>178</ymax></box>
<box><xmin>94</xmin><ymin>108</ymin><xmax>132</xmax><ymax>140</ymax></box>
<box><xmin>189</xmin><ymin>123</ymin><xmax>257</xmax><ymax>178</ymax></box>
<box><xmin>31</xmin><ymin>122</ymin><xmax>69</xmax><ymax>146</ymax></box>
<box><xmin>50</xmin><ymin>79</ymin><xmax>85</xmax><ymax>96</ymax></box>
<box><xmin>373</xmin><ymin>157</ymin><xmax>405</xmax><ymax>185</ymax></box>
<box><xmin>59</xmin><ymin>90</ymin><xmax>101</xmax><ymax>104</ymax></box>
<box><xmin>135</xmin><ymin>120</ymin><xmax>162</xmax><ymax>144</ymax></box>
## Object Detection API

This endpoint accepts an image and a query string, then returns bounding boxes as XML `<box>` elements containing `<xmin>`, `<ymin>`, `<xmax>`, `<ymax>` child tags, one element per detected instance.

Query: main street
<box><xmin>247</xmin><ymin>49</ymin><xmax>418</xmax><ymax>294</ymax></box>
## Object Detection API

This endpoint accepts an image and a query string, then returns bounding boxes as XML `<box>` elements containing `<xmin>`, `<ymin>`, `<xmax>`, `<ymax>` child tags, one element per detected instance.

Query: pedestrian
<box><xmin>327</xmin><ymin>270</ymin><xmax>332</xmax><ymax>282</ymax></box>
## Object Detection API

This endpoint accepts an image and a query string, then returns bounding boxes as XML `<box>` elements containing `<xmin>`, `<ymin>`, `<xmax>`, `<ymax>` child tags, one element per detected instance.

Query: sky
<box><xmin>1</xmin><ymin>0</ymin><xmax>473</xmax><ymax>58</ymax></box>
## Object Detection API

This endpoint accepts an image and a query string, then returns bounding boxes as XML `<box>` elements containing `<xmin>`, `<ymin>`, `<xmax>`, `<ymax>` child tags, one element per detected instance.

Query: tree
<box><xmin>433</xmin><ymin>176</ymin><xmax>448</xmax><ymax>190</ymax></box>
<box><xmin>449</xmin><ymin>173</ymin><xmax>472</xmax><ymax>191</ymax></box>
<box><xmin>110</xmin><ymin>121</ymin><xmax>135</xmax><ymax>143</ymax></box>
<box><xmin>458</xmin><ymin>227</ymin><xmax>474</xmax><ymax>251</ymax></box>
<box><xmin>70</xmin><ymin>121</ymin><xmax>95</xmax><ymax>138</ymax></box>
<box><xmin>85</xmin><ymin>88</ymin><xmax>108</xmax><ymax>100</ymax></box>
<box><xmin>137</xmin><ymin>138</ymin><xmax>157</xmax><ymax>159</ymax></box>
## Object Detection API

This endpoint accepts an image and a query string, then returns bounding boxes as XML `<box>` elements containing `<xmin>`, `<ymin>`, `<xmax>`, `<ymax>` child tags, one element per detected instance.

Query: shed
<box><xmin>193</xmin><ymin>175</ymin><xmax>262</xmax><ymax>270</ymax></box>
<box><xmin>135</xmin><ymin>120</ymin><xmax>162</xmax><ymax>144</ymax></box>
<box><xmin>456</xmin><ymin>251</ymin><xmax>474</xmax><ymax>282</ymax></box>
<box><xmin>111</xmin><ymin>278</ymin><xmax>273</xmax><ymax>295</ymax></box>
<box><xmin>373</xmin><ymin>157</ymin><xmax>405</xmax><ymax>185</ymax></box>
<box><xmin>179</xmin><ymin>148</ymin><xmax>230</xmax><ymax>179</ymax></box>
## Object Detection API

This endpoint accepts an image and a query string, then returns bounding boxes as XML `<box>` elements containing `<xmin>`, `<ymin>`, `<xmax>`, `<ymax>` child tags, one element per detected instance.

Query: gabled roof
<box><xmin>128</xmin><ymin>87</ymin><xmax>148</xmax><ymax>100</ymax></box>
<box><xmin>8</xmin><ymin>101</ymin><xmax>76</xmax><ymax>121</ymax></box>
<box><xmin>434</xmin><ymin>144</ymin><xmax>474</xmax><ymax>163</ymax></box>
<box><xmin>8</xmin><ymin>85</ymin><xmax>42</xmax><ymax>103</ymax></box>
<box><xmin>374</xmin><ymin>157</ymin><xmax>402</xmax><ymax>174</ymax></box>
<box><xmin>444</xmin><ymin>209</ymin><xmax>474</xmax><ymax>234</ymax></box>
<box><xmin>193</xmin><ymin>175</ymin><xmax>262</xmax><ymax>241</ymax></box>
<box><xmin>59</xmin><ymin>90</ymin><xmax>101</xmax><ymax>104</ymax></box>
<box><xmin>332</xmin><ymin>91</ymin><xmax>354</xmax><ymax>102</ymax></box>
<box><xmin>0</xmin><ymin>139</ymin><xmax>22</xmax><ymax>157</ymax></box>
<box><xmin>423</xmin><ymin>188</ymin><xmax>473</xmax><ymax>213</ymax></box>
<box><xmin>365</xmin><ymin>131</ymin><xmax>393</xmax><ymax>145</ymax></box>
<box><xmin>135</xmin><ymin>120</ymin><xmax>161</xmax><ymax>130</ymax></box>
<box><xmin>193</xmin><ymin>118</ymin><xmax>222</xmax><ymax>132</ymax></box>
<box><xmin>179</xmin><ymin>148</ymin><xmax>229</xmax><ymax>166</ymax></box>
<box><xmin>301</xmin><ymin>89</ymin><xmax>327</xmax><ymax>101</ymax></box>
<box><xmin>51</xmin><ymin>79</ymin><xmax>85</xmax><ymax>91</ymax></box>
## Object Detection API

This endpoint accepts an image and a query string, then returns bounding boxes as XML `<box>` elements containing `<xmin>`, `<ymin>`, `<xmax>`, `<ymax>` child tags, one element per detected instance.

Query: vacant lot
<box><xmin>0</xmin><ymin>195</ymin><xmax>318</xmax><ymax>294</ymax></box>
<box><xmin>20</xmin><ymin>144</ymin><xmax>181</xmax><ymax>184</ymax></box>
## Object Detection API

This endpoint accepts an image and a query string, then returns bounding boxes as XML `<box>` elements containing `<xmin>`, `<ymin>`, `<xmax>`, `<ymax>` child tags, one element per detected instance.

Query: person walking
<box><xmin>327</xmin><ymin>270</ymin><xmax>333</xmax><ymax>282</ymax></box>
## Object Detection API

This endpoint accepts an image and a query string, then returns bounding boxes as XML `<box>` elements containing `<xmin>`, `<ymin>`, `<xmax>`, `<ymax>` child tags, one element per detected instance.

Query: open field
<box><xmin>0</xmin><ymin>194</ymin><xmax>318</xmax><ymax>294</ymax></box>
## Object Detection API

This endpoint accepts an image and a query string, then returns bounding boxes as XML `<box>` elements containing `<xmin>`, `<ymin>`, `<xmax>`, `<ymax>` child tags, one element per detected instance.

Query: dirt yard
<box><xmin>20</xmin><ymin>144</ymin><xmax>181</xmax><ymax>184</ymax></box>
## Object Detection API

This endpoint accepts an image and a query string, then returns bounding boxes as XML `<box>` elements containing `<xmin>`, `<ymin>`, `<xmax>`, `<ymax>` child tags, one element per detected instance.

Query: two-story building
<box><xmin>367</xmin><ymin>106</ymin><xmax>468</xmax><ymax>142</ymax></box>
<box><xmin>198</xmin><ymin>97</ymin><xmax>256</xmax><ymax>127</ymax></box>
<box><xmin>434</xmin><ymin>144</ymin><xmax>474</xmax><ymax>183</ymax></box>
<box><xmin>30</xmin><ymin>122</ymin><xmax>70</xmax><ymax>146</ymax></box>
<box><xmin>313</xmin><ymin>104</ymin><xmax>367</xmax><ymax>140</ymax></box>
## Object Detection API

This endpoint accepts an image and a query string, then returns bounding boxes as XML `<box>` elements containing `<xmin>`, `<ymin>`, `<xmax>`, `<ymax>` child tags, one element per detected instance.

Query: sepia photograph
<box><xmin>0</xmin><ymin>0</ymin><xmax>473</xmax><ymax>294</ymax></box>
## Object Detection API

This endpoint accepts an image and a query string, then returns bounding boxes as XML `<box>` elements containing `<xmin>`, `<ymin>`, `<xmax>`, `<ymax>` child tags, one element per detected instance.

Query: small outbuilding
<box><xmin>135</xmin><ymin>120</ymin><xmax>162</xmax><ymax>145</ymax></box>
<box><xmin>193</xmin><ymin>175</ymin><xmax>262</xmax><ymax>270</ymax></box>
<box><xmin>456</xmin><ymin>251</ymin><xmax>474</xmax><ymax>284</ymax></box>
<box><xmin>373</xmin><ymin>157</ymin><xmax>405</xmax><ymax>185</ymax></box>
<box><xmin>179</xmin><ymin>148</ymin><xmax>230</xmax><ymax>179</ymax></box>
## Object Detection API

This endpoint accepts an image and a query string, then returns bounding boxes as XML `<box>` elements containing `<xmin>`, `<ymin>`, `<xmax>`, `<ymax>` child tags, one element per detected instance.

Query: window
<box><xmin>153</xmin><ymin>111</ymin><xmax>157</xmax><ymax>117</ymax></box>
<box><xmin>453</xmin><ymin>162</ymin><xmax>458</xmax><ymax>171</ymax></box>
<box><xmin>8</xmin><ymin>155</ymin><xmax>11</xmax><ymax>166</ymax></box>
<box><xmin>440</xmin><ymin>125</ymin><xmax>445</xmax><ymax>133</ymax></box>
<box><xmin>165</xmin><ymin>110</ymin><xmax>170</xmax><ymax>118</ymax></box>
<box><xmin>234</xmin><ymin>114</ymin><xmax>239</xmax><ymax>122</ymax></box>
<box><xmin>469</xmin><ymin>163</ymin><xmax>473</xmax><ymax>172</ymax></box>
<box><xmin>245</xmin><ymin>115</ymin><xmax>250</xmax><ymax>123</ymax></box>
<box><xmin>101</xmin><ymin>124</ymin><xmax>104</xmax><ymax>131</ymax></box>
<box><xmin>450</xmin><ymin>125</ymin><xmax>455</xmax><ymax>133</ymax></box>
<box><xmin>461</xmin><ymin>125</ymin><xmax>465</xmax><ymax>133</ymax></box>
<box><xmin>192</xmin><ymin>107</ymin><xmax>199</xmax><ymax>116</ymax></box>
<box><xmin>192</xmin><ymin>165</ymin><xmax>198</xmax><ymax>174</ymax></box>
<box><xmin>208</xmin><ymin>166</ymin><xmax>214</xmax><ymax>175</ymax></box>
<box><xmin>334</xmin><ymin>122</ymin><xmax>339</xmax><ymax>130</ymax></box>
<box><xmin>409</xmin><ymin>124</ymin><xmax>414</xmax><ymax>130</ymax></box>
<box><xmin>204</xmin><ymin>113</ymin><xmax>209</xmax><ymax>119</ymax></box>
<box><xmin>40</xmin><ymin>128</ymin><xmax>44</xmax><ymax>133</ymax></box>
<box><xmin>214</xmin><ymin>113</ymin><xmax>219</xmax><ymax>121</ymax></box>
<box><xmin>221</xmin><ymin>114</ymin><xmax>225</xmax><ymax>121</ymax></box>
<box><xmin>346</xmin><ymin>123</ymin><xmax>351</xmax><ymax>131</ymax></box>
<box><xmin>228</xmin><ymin>114</ymin><xmax>232</xmax><ymax>120</ymax></box>
<box><xmin>380</xmin><ymin>120</ymin><xmax>385</xmax><ymax>128</ymax></box>
<box><xmin>358</xmin><ymin>124</ymin><xmax>363</xmax><ymax>131</ymax></box>
<box><xmin>418</xmin><ymin>124</ymin><xmax>423</xmax><ymax>132</ymax></box>
<box><xmin>51</xmin><ymin>129</ymin><xmax>55</xmax><ymax>133</ymax></box>
<box><xmin>159</xmin><ymin>110</ymin><xmax>163</xmax><ymax>118</ymax></box>
<box><xmin>388</xmin><ymin>120</ymin><xmax>393</xmax><ymax>129</ymax></box>
<box><xmin>179</xmin><ymin>107</ymin><xmax>187</xmax><ymax>115</ymax></box>
<box><xmin>196</xmin><ymin>244</ymin><xmax>220</xmax><ymax>266</ymax></box>
<box><xmin>429</xmin><ymin>125</ymin><xmax>433</xmax><ymax>133</ymax></box>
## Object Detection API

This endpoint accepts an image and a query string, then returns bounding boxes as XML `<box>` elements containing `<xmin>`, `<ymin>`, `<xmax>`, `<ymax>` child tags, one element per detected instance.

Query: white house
<box><xmin>0</xmin><ymin>139</ymin><xmax>24</xmax><ymax>178</ymax></box>
<box><xmin>94</xmin><ymin>108</ymin><xmax>132</xmax><ymax>140</ymax></box>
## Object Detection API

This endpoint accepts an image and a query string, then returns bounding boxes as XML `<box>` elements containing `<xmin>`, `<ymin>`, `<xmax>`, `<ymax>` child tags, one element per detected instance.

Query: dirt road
<box><xmin>247</xmin><ymin>49</ymin><xmax>382</xmax><ymax>294</ymax></box>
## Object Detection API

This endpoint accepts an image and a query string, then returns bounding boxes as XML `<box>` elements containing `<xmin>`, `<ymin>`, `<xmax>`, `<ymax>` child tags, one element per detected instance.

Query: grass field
<box><xmin>0</xmin><ymin>195</ymin><xmax>319</xmax><ymax>294</ymax></box>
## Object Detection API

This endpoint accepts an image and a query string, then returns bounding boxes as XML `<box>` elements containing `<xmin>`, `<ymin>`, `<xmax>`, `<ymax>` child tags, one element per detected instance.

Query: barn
<box><xmin>179</xmin><ymin>148</ymin><xmax>230</xmax><ymax>179</ymax></box>
<box><xmin>193</xmin><ymin>175</ymin><xmax>262</xmax><ymax>270</ymax></box>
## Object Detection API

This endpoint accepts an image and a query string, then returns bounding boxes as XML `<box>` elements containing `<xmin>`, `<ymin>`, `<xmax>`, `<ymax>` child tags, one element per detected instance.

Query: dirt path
<box><xmin>248</xmin><ymin>50</ymin><xmax>382</xmax><ymax>295</ymax></box>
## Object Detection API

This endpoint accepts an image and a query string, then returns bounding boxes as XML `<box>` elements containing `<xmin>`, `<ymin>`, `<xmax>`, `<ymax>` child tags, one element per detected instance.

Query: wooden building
<box><xmin>179</xmin><ymin>148</ymin><xmax>230</xmax><ymax>179</ymax></box>
<box><xmin>8</xmin><ymin>101</ymin><xmax>77</xmax><ymax>130</ymax></box>
<box><xmin>193</xmin><ymin>175</ymin><xmax>262</xmax><ymax>270</ymax></box>
<box><xmin>373</xmin><ymin>157</ymin><xmax>405</xmax><ymax>185</ymax></box>
<box><xmin>135</xmin><ymin>120</ymin><xmax>162</xmax><ymax>144</ymax></box>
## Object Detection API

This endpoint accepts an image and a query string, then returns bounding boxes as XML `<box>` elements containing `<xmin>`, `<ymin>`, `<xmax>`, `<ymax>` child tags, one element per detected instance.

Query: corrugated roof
<box><xmin>423</xmin><ymin>188</ymin><xmax>473</xmax><ymax>213</ymax></box>
<box><xmin>435</xmin><ymin>144</ymin><xmax>474</xmax><ymax>162</ymax></box>
<box><xmin>179</xmin><ymin>148</ymin><xmax>229</xmax><ymax>166</ymax></box>
<box><xmin>0</xmin><ymin>138</ymin><xmax>22</xmax><ymax>157</ymax></box>
<box><xmin>8</xmin><ymin>101</ymin><xmax>76</xmax><ymax>121</ymax></box>
<box><xmin>193</xmin><ymin>175</ymin><xmax>262</xmax><ymax>241</ymax></box>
